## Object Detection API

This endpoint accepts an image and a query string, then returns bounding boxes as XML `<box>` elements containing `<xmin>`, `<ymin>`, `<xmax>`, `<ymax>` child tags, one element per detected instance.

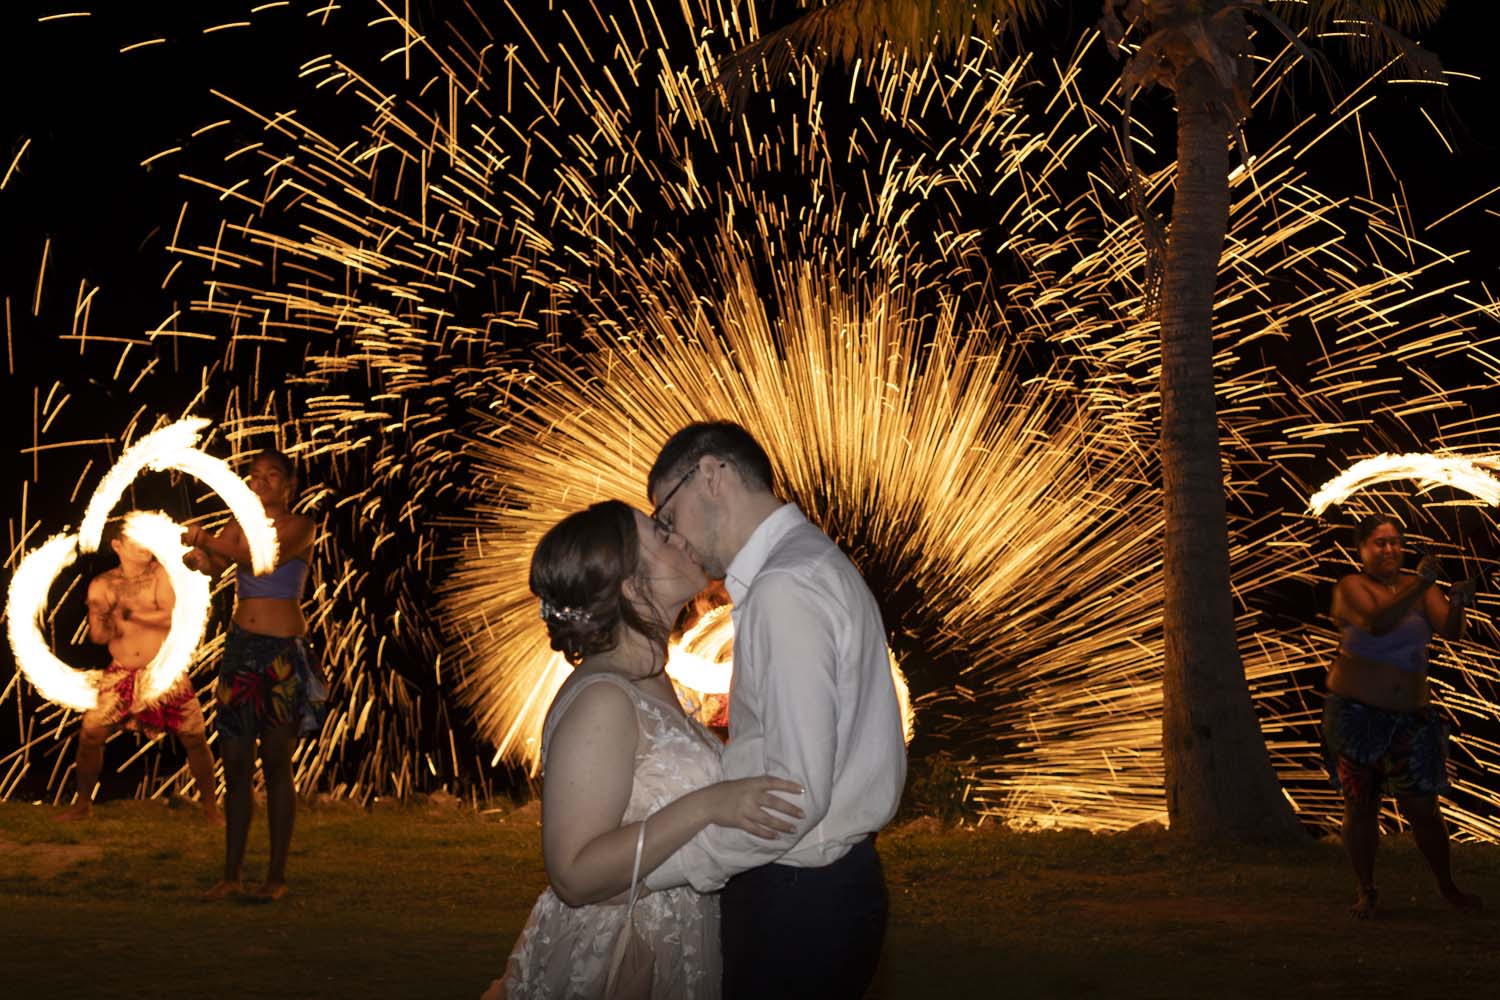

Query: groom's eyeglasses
<box><xmin>650</xmin><ymin>467</ymin><xmax>696</xmax><ymax>530</ymax></box>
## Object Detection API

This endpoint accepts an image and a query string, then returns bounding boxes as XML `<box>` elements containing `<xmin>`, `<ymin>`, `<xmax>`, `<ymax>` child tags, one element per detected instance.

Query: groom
<box><xmin>643</xmin><ymin>421</ymin><xmax>907</xmax><ymax>998</ymax></box>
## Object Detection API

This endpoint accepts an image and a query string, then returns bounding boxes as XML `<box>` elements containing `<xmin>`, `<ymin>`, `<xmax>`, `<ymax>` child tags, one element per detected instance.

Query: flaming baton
<box><xmin>1308</xmin><ymin>454</ymin><xmax>1500</xmax><ymax>515</ymax></box>
<box><xmin>6</xmin><ymin>418</ymin><xmax>280</xmax><ymax>711</ymax></box>
<box><xmin>78</xmin><ymin>417</ymin><xmax>279</xmax><ymax>572</ymax></box>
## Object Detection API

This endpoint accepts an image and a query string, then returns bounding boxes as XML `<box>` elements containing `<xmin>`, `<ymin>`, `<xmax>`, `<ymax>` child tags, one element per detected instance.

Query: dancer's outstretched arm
<box><xmin>184</xmin><ymin>516</ymin><xmax>313</xmax><ymax>571</ymax></box>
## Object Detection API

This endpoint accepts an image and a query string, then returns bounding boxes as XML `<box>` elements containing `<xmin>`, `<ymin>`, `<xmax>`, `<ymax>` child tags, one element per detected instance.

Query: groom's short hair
<box><xmin>649</xmin><ymin>421</ymin><xmax>775</xmax><ymax>499</ymax></box>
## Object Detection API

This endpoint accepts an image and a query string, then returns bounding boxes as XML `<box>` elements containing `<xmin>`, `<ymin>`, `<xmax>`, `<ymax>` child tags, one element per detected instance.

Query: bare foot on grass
<box><xmin>200</xmin><ymin>880</ymin><xmax>241</xmax><ymax>902</ymax></box>
<box><xmin>1350</xmin><ymin>886</ymin><xmax>1378</xmax><ymax>919</ymax></box>
<box><xmin>248</xmin><ymin>881</ymin><xmax>287</xmax><ymax>902</ymax></box>
<box><xmin>56</xmin><ymin>802</ymin><xmax>92</xmax><ymax>822</ymax></box>
<box><xmin>200</xmin><ymin>803</ymin><xmax>224</xmax><ymax>827</ymax></box>
<box><xmin>1441</xmin><ymin>884</ymin><xmax>1483</xmax><ymax>912</ymax></box>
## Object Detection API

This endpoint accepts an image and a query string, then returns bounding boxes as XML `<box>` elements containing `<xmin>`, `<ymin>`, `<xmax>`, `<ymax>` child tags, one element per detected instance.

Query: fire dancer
<box><xmin>186</xmin><ymin>450</ymin><xmax>325</xmax><ymax>902</ymax></box>
<box><xmin>58</xmin><ymin>523</ymin><xmax>219</xmax><ymax>824</ymax></box>
<box><xmin>1324</xmin><ymin>513</ymin><xmax>1483</xmax><ymax>917</ymax></box>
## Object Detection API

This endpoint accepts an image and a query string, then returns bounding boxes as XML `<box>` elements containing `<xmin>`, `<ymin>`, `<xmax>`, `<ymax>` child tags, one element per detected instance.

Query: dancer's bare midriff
<box><xmin>1327</xmin><ymin>651</ymin><xmax>1426</xmax><ymax>714</ymax></box>
<box><xmin>233</xmin><ymin>597</ymin><xmax>306</xmax><ymax>639</ymax></box>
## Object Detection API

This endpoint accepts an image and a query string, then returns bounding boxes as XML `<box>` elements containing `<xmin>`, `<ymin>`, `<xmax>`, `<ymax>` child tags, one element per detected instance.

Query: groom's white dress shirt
<box><xmin>646</xmin><ymin>503</ymin><xmax>907</xmax><ymax>893</ymax></box>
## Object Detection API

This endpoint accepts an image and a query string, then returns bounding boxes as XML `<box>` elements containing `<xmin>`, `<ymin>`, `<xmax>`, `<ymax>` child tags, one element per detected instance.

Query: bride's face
<box><xmin>632</xmin><ymin>510</ymin><xmax>708</xmax><ymax>621</ymax></box>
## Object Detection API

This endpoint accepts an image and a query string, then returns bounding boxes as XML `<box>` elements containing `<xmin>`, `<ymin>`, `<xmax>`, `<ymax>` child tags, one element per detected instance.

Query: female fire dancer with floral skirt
<box><xmin>1324</xmin><ymin>514</ymin><xmax>1482</xmax><ymax>918</ymax></box>
<box><xmin>184</xmin><ymin>449</ymin><xmax>325</xmax><ymax>902</ymax></box>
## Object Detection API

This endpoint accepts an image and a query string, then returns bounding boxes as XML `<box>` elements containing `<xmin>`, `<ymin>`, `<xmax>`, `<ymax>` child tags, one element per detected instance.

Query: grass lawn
<box><xmin>3</xmin><ymin>798</ymin><xmax>1499</xmax><ymax>998</ymax></box>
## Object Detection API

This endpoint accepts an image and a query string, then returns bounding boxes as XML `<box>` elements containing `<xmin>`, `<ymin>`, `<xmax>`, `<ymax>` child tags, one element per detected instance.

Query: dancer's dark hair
<box><xmin>1353</xmin><ymin>513</ymin><xmax>1402</xmax><ymax>546</ymax></box>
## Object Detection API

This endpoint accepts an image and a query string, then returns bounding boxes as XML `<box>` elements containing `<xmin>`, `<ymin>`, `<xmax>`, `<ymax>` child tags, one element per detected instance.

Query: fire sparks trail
<box><xmin>3</xmin><ymin>3</ymin><xmax>1500</xmax><ymax>838</ymax></box>
<box><xmin>78</xmin><ymin>418</ymin><xmax>278</xmax><ymax>572</ymax></box>
<box><xmin>1309</xmin><ymin>453</ymin><xmax>1500</xmax><ymax>515</ymax></box>
<box><xmin>7</xmin><ymin>416</ymin><xmax>268</xmax><ymax>716</ymax></box>
<box><xmin>7</xmin><ymin>532</ymin><xmax>97</xmax><ymax>710</ymax></box>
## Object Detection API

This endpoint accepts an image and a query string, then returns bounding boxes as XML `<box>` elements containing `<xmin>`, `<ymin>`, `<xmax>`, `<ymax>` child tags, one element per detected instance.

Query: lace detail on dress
<box><xmin>502</xmin><ymin>672</ymin><xmax>724</xmax><ymax>999</ymax></box>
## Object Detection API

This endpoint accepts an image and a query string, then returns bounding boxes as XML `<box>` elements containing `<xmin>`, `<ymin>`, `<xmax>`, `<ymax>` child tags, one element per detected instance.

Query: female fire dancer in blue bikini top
<box><xmin>1324</xmin><ymin>513</ymin><xmax>1482</xmax><ymax>918</ymax></box>
<box><xmin>184</xmin><ymin>449</ymin><xmax>326</xmax><ymax>902</ymax></box>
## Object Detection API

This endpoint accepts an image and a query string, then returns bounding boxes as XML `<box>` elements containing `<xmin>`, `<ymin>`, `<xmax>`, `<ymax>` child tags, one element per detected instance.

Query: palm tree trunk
<box><xmin>1158</xmin><ymin>62</ymin><xmax>1302</xmax><ymax>841</ymax></box>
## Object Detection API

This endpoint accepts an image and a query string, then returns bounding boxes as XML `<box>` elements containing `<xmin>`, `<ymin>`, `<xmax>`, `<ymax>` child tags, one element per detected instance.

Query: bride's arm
<box><xmin>541</xmin><ymin>682</ymin><xmax>802</xmax><ymax>907</ymax></box>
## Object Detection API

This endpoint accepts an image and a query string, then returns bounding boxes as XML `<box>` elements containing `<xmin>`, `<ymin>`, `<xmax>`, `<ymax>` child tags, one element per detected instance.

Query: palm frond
<box><xmin>1267</xmin><ymin>0</ymin><xmax>1445</xmax><ymax>78</ymax></box>
<box><xmin>1280</xmin><ymin>0</ymin><xmax>1447</xmax><ymax>31</ymax></box>
<box><xmin>711</xmin><ymin>0</ymin><xmax>1050</xmax><ymax>112</ymax></box>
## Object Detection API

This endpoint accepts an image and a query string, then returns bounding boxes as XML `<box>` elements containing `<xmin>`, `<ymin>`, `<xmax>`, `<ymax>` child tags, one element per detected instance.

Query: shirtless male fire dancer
<box><xmin>59</xmin><ymin>525</ymin><xmax>221</xmax><ymax>824</ymax></box>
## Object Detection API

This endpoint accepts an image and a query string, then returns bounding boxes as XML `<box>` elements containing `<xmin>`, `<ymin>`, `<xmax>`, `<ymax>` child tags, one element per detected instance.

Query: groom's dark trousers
<box><xmin>721</xmin><ymin>834</ymin><xmax>887</xmax><ymax>999</ymax></box>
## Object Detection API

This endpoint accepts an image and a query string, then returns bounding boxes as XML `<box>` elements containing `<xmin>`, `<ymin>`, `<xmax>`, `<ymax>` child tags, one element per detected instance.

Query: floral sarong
<box><xmin>214</xmin><ymin>625</ymin><xmax>327</xmax><ymax>739</ymax></box>
<box><xmin>82</xmin><ymin>663</ymin><xmax>206</xmax><ymax>735</ymax></box>
<box><xmin>1322</xmin><ymin>692</ymin><xmax>1450</xmax><ymax>804</ymax></box>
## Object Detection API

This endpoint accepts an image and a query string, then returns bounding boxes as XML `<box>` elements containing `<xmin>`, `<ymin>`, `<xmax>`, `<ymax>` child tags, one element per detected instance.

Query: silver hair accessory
<box><xmin>540</xmin><ymin>599</ymin><xmax>591</xmax><ymax>626</ymax></box>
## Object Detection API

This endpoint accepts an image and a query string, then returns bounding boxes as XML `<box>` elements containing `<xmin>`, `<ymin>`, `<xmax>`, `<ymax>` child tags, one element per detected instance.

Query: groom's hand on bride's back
<box><xmin>708</xmin><ymin>776</ymin><xmax>805</xmax><ymax>839</ymax></box>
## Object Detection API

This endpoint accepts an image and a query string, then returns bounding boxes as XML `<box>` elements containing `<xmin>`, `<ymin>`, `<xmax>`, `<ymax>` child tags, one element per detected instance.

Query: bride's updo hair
<box><xmin>529</xmin><ymin>500</ymin><xmax>669</xmax><ymax>665</ymax></box>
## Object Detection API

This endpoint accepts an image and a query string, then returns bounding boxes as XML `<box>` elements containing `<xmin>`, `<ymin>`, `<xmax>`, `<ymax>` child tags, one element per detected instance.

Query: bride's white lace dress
<box><xmin>501</xmin><ymin>672</ymin><xmax>724</xmax><ymax>999</ymax></box>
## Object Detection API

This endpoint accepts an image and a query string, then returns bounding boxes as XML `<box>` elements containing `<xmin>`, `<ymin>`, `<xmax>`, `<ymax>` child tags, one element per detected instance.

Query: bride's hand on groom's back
<box><xmin>707</xmin><ymin>776</ymin><xmax>805</xmax><ymax>839</ymax></box>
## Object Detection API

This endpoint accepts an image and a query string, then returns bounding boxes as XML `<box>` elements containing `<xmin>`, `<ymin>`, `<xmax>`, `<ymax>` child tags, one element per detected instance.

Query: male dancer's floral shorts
<box><xmin>214</xmin><ymin>625</ymin><xmax>327</xmax><ymax>740</ymax></box>
<box><xmin>1322</xmin><ymin>692</ymin><xmax>1450</xmax><ymax>804</ymax></box>
<box><xmin>82</xmin><ymin>664</ymin><xmax>206</xmax><ymax>736</ymax></box>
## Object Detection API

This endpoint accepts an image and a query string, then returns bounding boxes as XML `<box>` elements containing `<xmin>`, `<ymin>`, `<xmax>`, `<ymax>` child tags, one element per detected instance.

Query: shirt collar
<box><xmin>723</xmin><ymin>503</ymin><xmax>806</xmax><ymax>607</ymax></box>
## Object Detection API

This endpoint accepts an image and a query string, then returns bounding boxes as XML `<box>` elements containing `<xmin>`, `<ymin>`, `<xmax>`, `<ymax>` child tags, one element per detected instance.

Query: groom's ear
<box><xmin>700</xmin><ymin>454</ymin><xmax>727</xmax><ymax>496</ymax></box>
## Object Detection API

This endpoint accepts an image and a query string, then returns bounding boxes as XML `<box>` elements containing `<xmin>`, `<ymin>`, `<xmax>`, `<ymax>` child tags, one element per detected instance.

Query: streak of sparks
<box><xmin>2</xmin><ymin>139</ymin><xmax>31</xmax><ymax>192</ymax></box>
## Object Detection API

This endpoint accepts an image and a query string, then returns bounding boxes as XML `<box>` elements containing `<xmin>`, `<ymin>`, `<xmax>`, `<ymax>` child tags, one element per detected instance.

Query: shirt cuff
<box><xmin>643</xmin><ymin>838</ymin><xmax>727</xmax><ymax>893</ymax></box>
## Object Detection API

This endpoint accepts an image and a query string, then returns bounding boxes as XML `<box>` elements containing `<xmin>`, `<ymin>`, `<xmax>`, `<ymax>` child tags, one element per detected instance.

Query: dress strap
<box><xmin>540</xmin><ymin>672</ymin><xmax>647</xmax><ymax>767</ymax></box>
